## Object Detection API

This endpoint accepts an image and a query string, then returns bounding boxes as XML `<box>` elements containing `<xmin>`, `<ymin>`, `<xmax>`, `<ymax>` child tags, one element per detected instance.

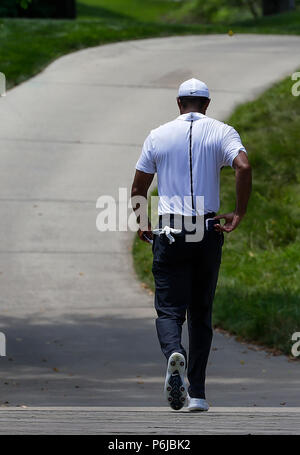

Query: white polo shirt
<box><xmin>136</xmin><ymin>112</ymin><xmax>247</xmax><ymax>216</ymax></box>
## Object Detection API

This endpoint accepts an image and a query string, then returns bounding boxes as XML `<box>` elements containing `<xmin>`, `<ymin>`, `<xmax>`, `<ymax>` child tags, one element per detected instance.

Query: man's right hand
<box><xmin>138</xmin><ymin>228</ymin><xmax>153</xmax><ymax>244</ymax></box>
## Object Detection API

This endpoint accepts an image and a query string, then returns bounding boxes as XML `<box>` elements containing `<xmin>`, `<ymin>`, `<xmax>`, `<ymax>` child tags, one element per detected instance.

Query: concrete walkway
<box><xmin>0</xmin><ymin>407</ymin><xmax>299</xmax><ymax>435</ymax></box>
<box><xmin>0</xmin><ymin>35</ymin><xmax>300</xmax><ymax>432</ymax></box>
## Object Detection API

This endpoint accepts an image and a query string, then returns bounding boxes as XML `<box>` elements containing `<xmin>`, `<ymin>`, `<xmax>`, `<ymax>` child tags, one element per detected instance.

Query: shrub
<box><xmin>0</xmin><ymin>0</ymin><xmax>76</xmax><ymax>19</ymax></box>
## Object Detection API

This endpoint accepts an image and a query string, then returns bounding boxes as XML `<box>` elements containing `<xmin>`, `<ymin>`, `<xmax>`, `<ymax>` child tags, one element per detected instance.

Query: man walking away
<box><xmin>131</xmin><ymin>78</ymin><xmax>252</xmax><ymax>411</ymax></box>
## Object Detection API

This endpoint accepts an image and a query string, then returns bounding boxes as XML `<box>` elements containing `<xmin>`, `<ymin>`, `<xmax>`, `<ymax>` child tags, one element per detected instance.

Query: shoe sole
<box><xmin>164</xmin><ymin>352</ymin><xmax>187</xmax><ymax>411</ymax></box>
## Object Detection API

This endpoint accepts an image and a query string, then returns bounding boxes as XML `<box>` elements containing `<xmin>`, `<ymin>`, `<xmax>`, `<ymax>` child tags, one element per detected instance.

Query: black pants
<box><xmin>152</xmin><ymin>214</ymin><xmax>224</xmax><ymax>399</ymax></box>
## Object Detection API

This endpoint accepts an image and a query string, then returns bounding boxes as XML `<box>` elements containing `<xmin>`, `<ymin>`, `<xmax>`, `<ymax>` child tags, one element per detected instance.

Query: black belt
<box><xmin>158</xmin><ymin>212</ymin><xmax>216</xmax><ymax>229</ymax></box>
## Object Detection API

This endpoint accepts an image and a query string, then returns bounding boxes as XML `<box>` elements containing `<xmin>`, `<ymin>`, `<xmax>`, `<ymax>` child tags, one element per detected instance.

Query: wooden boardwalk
<box><xmin>0</xmin><ymin>407</ymin><xmax>299</xmax><ymax>435</ymax></box>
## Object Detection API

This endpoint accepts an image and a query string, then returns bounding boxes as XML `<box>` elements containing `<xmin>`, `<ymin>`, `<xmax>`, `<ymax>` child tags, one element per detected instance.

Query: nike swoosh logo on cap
<box><xmin>190</xmin><ymin>91</ymin><xmax>198</xmax><ymax>94</ymax></box>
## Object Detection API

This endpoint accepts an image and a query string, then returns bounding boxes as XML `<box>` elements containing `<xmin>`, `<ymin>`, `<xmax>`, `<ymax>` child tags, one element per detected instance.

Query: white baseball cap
<box><xmin>178</xmin><ymin>78</ymin><xmax>210</xmax><ymax>98</ymax></box>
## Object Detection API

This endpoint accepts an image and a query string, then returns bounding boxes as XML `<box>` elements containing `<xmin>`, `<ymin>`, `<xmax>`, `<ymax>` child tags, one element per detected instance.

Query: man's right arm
<box><xmin>131</xmin><ymin>170</ymin><xmax>154</xmax><ymax>243</ymax></box>
<box><xmin>132</xmin><ymin>132</ymin><xmax>156</xmax><ymax>243</ymax></box>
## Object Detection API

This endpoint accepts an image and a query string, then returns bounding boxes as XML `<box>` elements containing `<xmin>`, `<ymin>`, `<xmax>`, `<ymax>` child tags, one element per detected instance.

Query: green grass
<box><xmin>1</xmin><ymin>1</ymin><xmax>300</xmax><ymax>89</ymax></box>
<box><xmin>77</xmin><ymin>0</ymin><xmax>183</xmax><ymax>22</ymax></box>
<box><xmin>133</xmin><ymin>75</ymin><xmax>300</xmax><ymax>356</ymax></box>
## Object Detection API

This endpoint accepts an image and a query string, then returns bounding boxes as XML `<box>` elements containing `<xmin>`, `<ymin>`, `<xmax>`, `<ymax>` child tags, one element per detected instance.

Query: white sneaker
<box><xmin>187</xmin><ymin>393</ymin><xmax>209</xmax><ymax>412</ymax></box>
<box><xmin>164</xmin><ymin>352</ymin><xmax>187</xmax><ymax>410</ymax></box>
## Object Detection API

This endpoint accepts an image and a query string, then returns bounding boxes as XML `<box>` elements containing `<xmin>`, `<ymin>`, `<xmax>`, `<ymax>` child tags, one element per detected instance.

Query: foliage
<box><xmin>19</xmin><ymin>0</ymin><xmax>32</xmax><ymax>9</ymax></box>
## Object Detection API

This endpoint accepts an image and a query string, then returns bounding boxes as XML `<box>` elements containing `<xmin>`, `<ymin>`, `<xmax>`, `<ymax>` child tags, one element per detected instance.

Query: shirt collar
<box><xmin>177</xmin><ymin>112</ymin><xmax>205</xmax><ymax>121</ymax></box>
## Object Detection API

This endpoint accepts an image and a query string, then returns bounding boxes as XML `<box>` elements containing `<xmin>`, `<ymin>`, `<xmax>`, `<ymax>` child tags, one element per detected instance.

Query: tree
<box><xmin>18</xmin><ymin>0</ymin><xmax>32</xmax><ymax>8</ymax></box>
<box><xmin>245</xmin><ymin>0</ymin><xmax>260</xmax><ymax>18</ymax></box>
<box><xmin>262</xmin><ymin>0</ymin><xmax>295</xmax><ymax>15</ymax></box>
<box><xmin>0</xmin><ymin>0</ymin><xmax>76</xmax><ymax>18</ymax></box>
<box><xmin>19</xmin><ymin>0</ymin><xmax>76</xmax><ymax>18</ymax></box>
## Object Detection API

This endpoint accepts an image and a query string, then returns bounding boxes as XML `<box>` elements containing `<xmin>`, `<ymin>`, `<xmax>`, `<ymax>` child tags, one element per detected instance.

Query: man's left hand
<box><xmin>213</xmin><ymin>212</ymin><xmax>244</xmax><ymax>233</ymax></box>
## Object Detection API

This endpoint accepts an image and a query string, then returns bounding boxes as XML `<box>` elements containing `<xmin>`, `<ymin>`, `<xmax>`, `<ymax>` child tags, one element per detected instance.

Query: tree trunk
<box><xmin>262</xmin><ymin>0</ymin><xmax>295</xmax><ymax>16</ymax></box>
<box><xmin>60</xmin><ymin>0</ymin><xmax>76</xmax><ymax>19</ymax></box>
<box><xmin>245</xmin><ymin>0</ymin><xmax>259</xmax><ymax>18</ymax></box>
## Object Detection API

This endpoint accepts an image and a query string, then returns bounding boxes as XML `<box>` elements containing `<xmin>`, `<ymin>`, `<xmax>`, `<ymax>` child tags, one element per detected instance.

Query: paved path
<box><xmin>0</xmin><ymin>407</ymin><xmax>299</xmax><ymax>435</ymax></box>
<box><xmin>0</xmin><ymin>35</ymin><xmax>300</xmax><ymax>427</ymax></box>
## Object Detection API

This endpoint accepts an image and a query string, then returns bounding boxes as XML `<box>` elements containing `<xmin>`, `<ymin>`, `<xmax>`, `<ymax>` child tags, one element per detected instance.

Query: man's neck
<box><xmin>180</xmin><ymin>109</ymin><xmax>205</xmax><ymax>115</ymax></box>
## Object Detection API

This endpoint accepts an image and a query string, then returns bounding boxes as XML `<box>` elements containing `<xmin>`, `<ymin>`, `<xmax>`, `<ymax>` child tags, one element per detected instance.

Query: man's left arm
<box><xmin>214</xmin><ymin>151</ymin><xmax>252</xmax><ymax>233</ymax></box>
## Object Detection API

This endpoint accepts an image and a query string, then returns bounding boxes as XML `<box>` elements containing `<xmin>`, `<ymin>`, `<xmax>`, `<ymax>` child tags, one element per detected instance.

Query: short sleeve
<box><xmin>221</xmin><ymin>125</ymin><xmax>247</xmax><ymax>168</ymax></box>
<box><xmin>135</xmin><ymin>133</ymin><xmax>156</xmax><ymax>174</ymax></box>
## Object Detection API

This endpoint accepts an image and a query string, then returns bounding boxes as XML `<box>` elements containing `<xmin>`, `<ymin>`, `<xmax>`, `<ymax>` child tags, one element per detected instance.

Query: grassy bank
<box><xmin>1</xmin><ymin>1</ymin><xmax>300</xmax><ymax>89</ymax></box>
<box><xmin>133</xmin><ymin>75</ymin><xmax>300</xmax><ymax>356</ymax></box>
